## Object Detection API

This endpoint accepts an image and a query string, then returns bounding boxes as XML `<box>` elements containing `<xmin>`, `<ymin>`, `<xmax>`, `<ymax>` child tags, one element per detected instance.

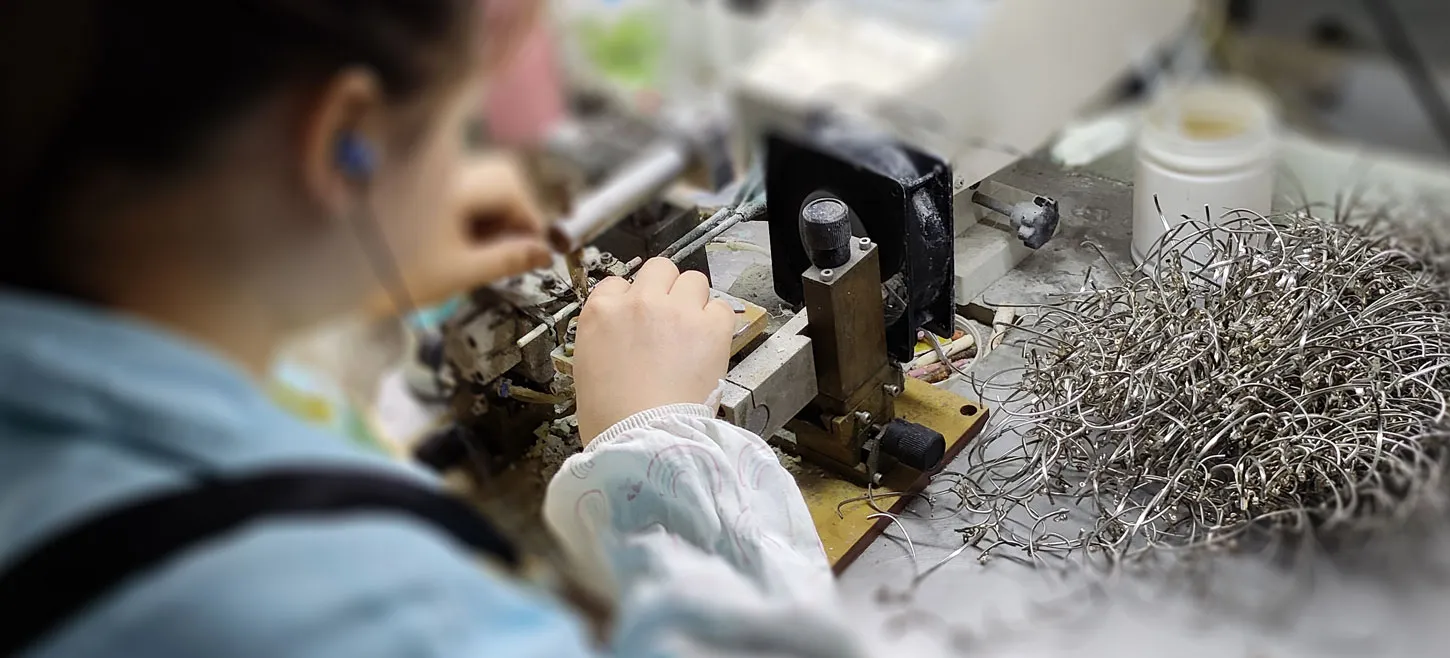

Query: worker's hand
<box><xmin>366</xmin><ymin>152</ymin><xmax>551</xmax><ymax>318</ymax></box>
<box><xmin>573</xmin><ymin>258</ymin><xmax>736</xmax><ymax>444</ymax></box>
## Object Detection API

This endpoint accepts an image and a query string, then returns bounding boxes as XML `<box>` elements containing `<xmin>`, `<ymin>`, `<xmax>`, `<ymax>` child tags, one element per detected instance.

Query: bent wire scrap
<box><xmin>937</xmin><ymin>208</ymin><xmax>1450</xmax><ymax>571</ymax></box>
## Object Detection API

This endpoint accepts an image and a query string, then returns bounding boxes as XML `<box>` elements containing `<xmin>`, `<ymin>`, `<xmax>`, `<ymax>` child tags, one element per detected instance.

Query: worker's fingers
<box><xmin>590</xmin><ymin>275</ymin><xmax>631</xmax><ymax>299</ymax></box>
<box><xmin>418</xmin><ymin>237</ymin><xmax>549</xmax><ymax>311</ymax></box>
<box><xmin>458</xmin><ymin>236</ymin><xmax>552</xmax><ymax>284</ymax></box>
<box><xmin>631</xmin><ymin>257</ymin><xmax>679</xmax><ymax>298</ymax></box>
<box><xmin>669</xmin><ymin>269</ymin><xmax>712</xmax><ymax>308</ymax></box>
<box><xmin>455</xmin><ymin>152</ymin><xmax>547</xmax><ymax>242</ymax></box>
<box><xmin>364</xmin><ymin>236</ymin><xmax>550</xmax><ymax>317</ymax></box>
<box><xmin>706</xmin><ymin>298</ymin><xmax>738</xmax><ymax>335</ymax></box>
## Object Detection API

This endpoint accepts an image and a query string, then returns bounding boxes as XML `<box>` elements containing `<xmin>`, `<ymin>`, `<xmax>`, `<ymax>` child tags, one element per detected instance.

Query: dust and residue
<box><xmin>523</xmin><ymin>415</ymin><xmax>582</xmax><ymax>484</ymax></box>
<box><xmin>727</xmin><ymin>263</ymin><xmax>795</xmax><ymax>333</ymax></box>
<box><xmin>773</xmin><ymin>445</ymin><xmax>804</xmax><ymax>475</ymax></box>
<box><xmin>771</xmin><ymin>432</ymin><xmax>831</xmax><ymax>481</ymax></box>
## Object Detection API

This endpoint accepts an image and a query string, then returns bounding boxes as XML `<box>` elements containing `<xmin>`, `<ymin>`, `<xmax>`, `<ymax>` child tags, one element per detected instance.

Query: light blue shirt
<box><xmin>0</xmin><ymin>292</ymin><xmax>852</xmax><ymax>657</ymax></box>
<box><xmin>0</xmin><ymin>292</ymin><xmax>595</xmax><ymax>656</ymax></box>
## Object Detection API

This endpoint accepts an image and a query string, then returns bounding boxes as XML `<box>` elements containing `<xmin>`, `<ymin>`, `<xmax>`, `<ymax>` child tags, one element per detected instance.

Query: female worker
<box><xmin>0</xmin><ymin>1</ymin><xmax>857</xmax><ymax>656</ymax></box>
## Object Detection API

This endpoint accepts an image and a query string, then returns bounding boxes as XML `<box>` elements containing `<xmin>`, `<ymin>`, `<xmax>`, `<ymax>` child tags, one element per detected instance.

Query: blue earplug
<box><xmin>335</xmin><ymin>134</ymin><xmax>376</xmax><ymax>181</ymax></box>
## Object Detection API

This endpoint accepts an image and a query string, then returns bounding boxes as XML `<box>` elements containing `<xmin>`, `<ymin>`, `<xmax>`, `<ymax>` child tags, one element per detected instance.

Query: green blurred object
<box><xmin>576</xmin><ymin>10</ymin><xmax>664</xmax><ymax>88</ymax></box>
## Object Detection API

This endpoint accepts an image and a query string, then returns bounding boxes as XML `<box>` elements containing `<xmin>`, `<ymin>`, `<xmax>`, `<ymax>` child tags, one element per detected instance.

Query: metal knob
<box><xmin>1011</xmin><ymin>196</ymin><xmax>1060</xmax><ymax>250</ymax></box>
<box><xmin>879</xmin><ymin>418</ymin><xmax>946</xmax><ymax>471</ymax></box>
<box><xmin>970</xmin><ymin>190</ymin><xmax>1060</xmax><ymax>250</ymax></box>
<box><xmin>799</xmin><ymin>196</ymin><xmax>853</xmax><ymax>269</ymax></box>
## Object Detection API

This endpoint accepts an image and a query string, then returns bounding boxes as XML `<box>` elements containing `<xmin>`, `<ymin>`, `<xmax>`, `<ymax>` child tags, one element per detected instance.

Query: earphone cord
<box><xmin>347</xmin><ymin>181</ymin><xmax>420</xmax><ymax>323</ymax></box>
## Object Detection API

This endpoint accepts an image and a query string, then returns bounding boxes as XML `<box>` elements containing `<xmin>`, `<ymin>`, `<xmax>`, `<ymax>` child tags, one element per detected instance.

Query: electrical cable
<box><xmin>660</xmin><ymin>205</ymin><xmax>732</xmax><ymax>259</ymax></box>
<box><xmin>346</xmin><ymin>182</ymin><xmax>420</xmax><ymax>322</ymax></box>
<box><xmin>925</xmin><ymin>315</ymin><xmax>984</xmax><ymax>387</ymax></box>
<box><xmin>668</xmin><ymin>199</ymin><xmax>767</xmax><ymax>264</ymax></box>
<box><xmin>345</xmin><ymin>185</ymin><xmax>457</xmax><ymax>403</ymax></box>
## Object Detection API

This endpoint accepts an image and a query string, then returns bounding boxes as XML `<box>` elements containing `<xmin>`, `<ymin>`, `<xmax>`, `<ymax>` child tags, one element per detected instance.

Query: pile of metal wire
<box><xmin>954</xmin><ymin>210</ymin><xmax>1450</xmax><ymax>567</ymax></box>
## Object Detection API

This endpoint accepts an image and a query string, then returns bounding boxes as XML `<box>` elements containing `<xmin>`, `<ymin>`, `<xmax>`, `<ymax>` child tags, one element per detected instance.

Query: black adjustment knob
<box><xmin>414</xmin><ymin>425</ymin><xmax>471</xmax><ymax>473</ymax></box>
<box><xmin>879</xmin><ymin>419</ymin><xmax>946</xmax><ymax>471</ymax></box>
<box><xmin>799</xmin><ymin>196</ymin><xmax>853</xmax><ymax>269</ymax></box>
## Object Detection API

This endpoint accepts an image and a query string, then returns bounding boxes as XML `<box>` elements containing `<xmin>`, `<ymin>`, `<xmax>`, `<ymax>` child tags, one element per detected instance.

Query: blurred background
<box><xmin>1219</xmin><ymin>0</ymin><xmax>1450</xmax><ymax>159</ymax></box>
<box><xmin>489</xmin><ymin>0</ymin><xmax>1450</xmax><ymax>161</ymax></box>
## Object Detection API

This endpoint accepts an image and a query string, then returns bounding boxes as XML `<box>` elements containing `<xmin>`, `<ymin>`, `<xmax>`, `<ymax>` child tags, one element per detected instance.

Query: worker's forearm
<box><xmin>542</xmin><ymin>407</ymin><xmax>860</xmax><ymax>656</ymax></box>
<box><xmin>544</xmin><ymin>406</ymin><xmax>831</xmax><ymax>596</ymax></box>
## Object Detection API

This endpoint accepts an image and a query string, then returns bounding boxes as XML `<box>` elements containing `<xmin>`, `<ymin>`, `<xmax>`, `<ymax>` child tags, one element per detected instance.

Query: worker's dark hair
<box><xmin>0</xmin><ymin>0</ymin><xmax>477</xmax><ymax>295</ymax></box>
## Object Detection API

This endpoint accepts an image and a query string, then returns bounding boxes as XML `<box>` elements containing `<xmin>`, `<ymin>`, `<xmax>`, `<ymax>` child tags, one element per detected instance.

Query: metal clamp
<box><xmin>719</xmin><ymin>312</ymin><xmax>817</xmax><ymax>439</ymax></box>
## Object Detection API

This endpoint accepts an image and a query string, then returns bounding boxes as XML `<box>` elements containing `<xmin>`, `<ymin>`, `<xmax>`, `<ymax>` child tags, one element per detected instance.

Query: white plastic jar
<box><xmin>1133</xmin><ymin>80</ymin><xmax>1279</xmax><ymax>274</ymax></box>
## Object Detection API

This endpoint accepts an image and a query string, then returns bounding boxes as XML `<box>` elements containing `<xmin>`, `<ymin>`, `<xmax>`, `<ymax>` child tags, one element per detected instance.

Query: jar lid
<box><xmin>1139</xmin><ymin>79</ymin><xmax>1279</xmax><ymax>173</ymax></box>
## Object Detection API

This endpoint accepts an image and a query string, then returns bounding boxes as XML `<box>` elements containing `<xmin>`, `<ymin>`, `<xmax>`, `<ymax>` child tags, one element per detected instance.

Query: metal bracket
<box><xmin>719</xmin><ymin>312</ymin><xmax>817</xmax><ymax>439</ymax></box>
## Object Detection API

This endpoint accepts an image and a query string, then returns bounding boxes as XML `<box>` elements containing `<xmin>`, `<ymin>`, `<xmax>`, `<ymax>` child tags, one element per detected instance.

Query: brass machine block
<box><xmin>791</xmin><ymin>241</ymin><xmax>906</xmax><ymax>480</ymax></box>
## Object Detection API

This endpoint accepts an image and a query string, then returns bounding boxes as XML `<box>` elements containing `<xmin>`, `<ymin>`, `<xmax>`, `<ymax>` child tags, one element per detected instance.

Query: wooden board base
<box><xmin>792</xmin><ymin>377</ymin><xmax>989</xmax><ymax>572</ymax></box>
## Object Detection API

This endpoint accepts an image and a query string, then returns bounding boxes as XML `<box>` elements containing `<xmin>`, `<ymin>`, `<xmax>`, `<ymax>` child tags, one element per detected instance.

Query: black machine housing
<box><xmin>764</xmin><ymin>129</ymin><xmax>956</xmax><ymax>362</ymax></box>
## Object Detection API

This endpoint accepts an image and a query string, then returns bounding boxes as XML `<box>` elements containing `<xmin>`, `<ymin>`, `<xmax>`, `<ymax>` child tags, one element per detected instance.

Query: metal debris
<box><xmin>951</xmin><ymin>209</ymin><xmax>1450</xmax><ymax>568</ymax></box>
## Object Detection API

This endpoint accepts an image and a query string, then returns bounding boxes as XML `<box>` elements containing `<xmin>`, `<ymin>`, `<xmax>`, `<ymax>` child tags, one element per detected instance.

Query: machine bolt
<box><xmin>819</xmin><ymin>268</ymin><xmax>834</xmax><ymax>282</ymax></box>
<box><xmin>882</xmin><ymin>383</ymin><xmax>903</xmax><ymax>397</ymax></box>
<box><xmin>858</xmin><ymin>237</ymin><xmax>872</xmax><ymax>251</ymax></box>
<box><xmin>854</xmin><ymin>410</ymin><xmax>873</xmax><ymax>425</ymax></box>
<box><xmin>872</xmin><ymin>472</ymin><xmax>883</xmax><ymax>485</ymax></box>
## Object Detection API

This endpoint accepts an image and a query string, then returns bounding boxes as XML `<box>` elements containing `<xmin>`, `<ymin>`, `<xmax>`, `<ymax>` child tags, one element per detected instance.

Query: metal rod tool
<box><xmin>546</xmin><ymin>140</ymin><xmax>692</xmax><ymax>254</ymax></box>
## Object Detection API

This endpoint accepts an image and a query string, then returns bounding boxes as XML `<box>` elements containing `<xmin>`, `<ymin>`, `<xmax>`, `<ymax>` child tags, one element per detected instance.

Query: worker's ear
<box><xmin>298</xmin><ymin>67</ymin><xmax>386</xmax><ymax>221</ymax></box>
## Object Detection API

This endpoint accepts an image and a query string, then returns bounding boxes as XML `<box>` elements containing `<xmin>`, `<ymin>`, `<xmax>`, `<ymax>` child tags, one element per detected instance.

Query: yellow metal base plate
<box><xmin>450</xmin><ymin>377</ymin><xmax>987</xmax><ymax>576</ymax></box>
<box><xmin>793</xmin><ymin>377</ymin><xmax>989</xmax><ymax>571</ymax></box>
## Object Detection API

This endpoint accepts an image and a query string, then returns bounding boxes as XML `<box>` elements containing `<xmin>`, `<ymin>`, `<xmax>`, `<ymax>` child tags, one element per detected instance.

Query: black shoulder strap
<box><xmin>0</xmin><ymin>468</ymin><xmax>518</xmax><ymax>656</ymax></box>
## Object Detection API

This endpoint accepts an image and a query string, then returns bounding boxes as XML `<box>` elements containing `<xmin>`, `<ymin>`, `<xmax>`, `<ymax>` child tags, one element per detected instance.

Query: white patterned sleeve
<box><xmin>542</xmin><ymin>404</ymin><xmax>861</xmax><ymax>657</ymax></box>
